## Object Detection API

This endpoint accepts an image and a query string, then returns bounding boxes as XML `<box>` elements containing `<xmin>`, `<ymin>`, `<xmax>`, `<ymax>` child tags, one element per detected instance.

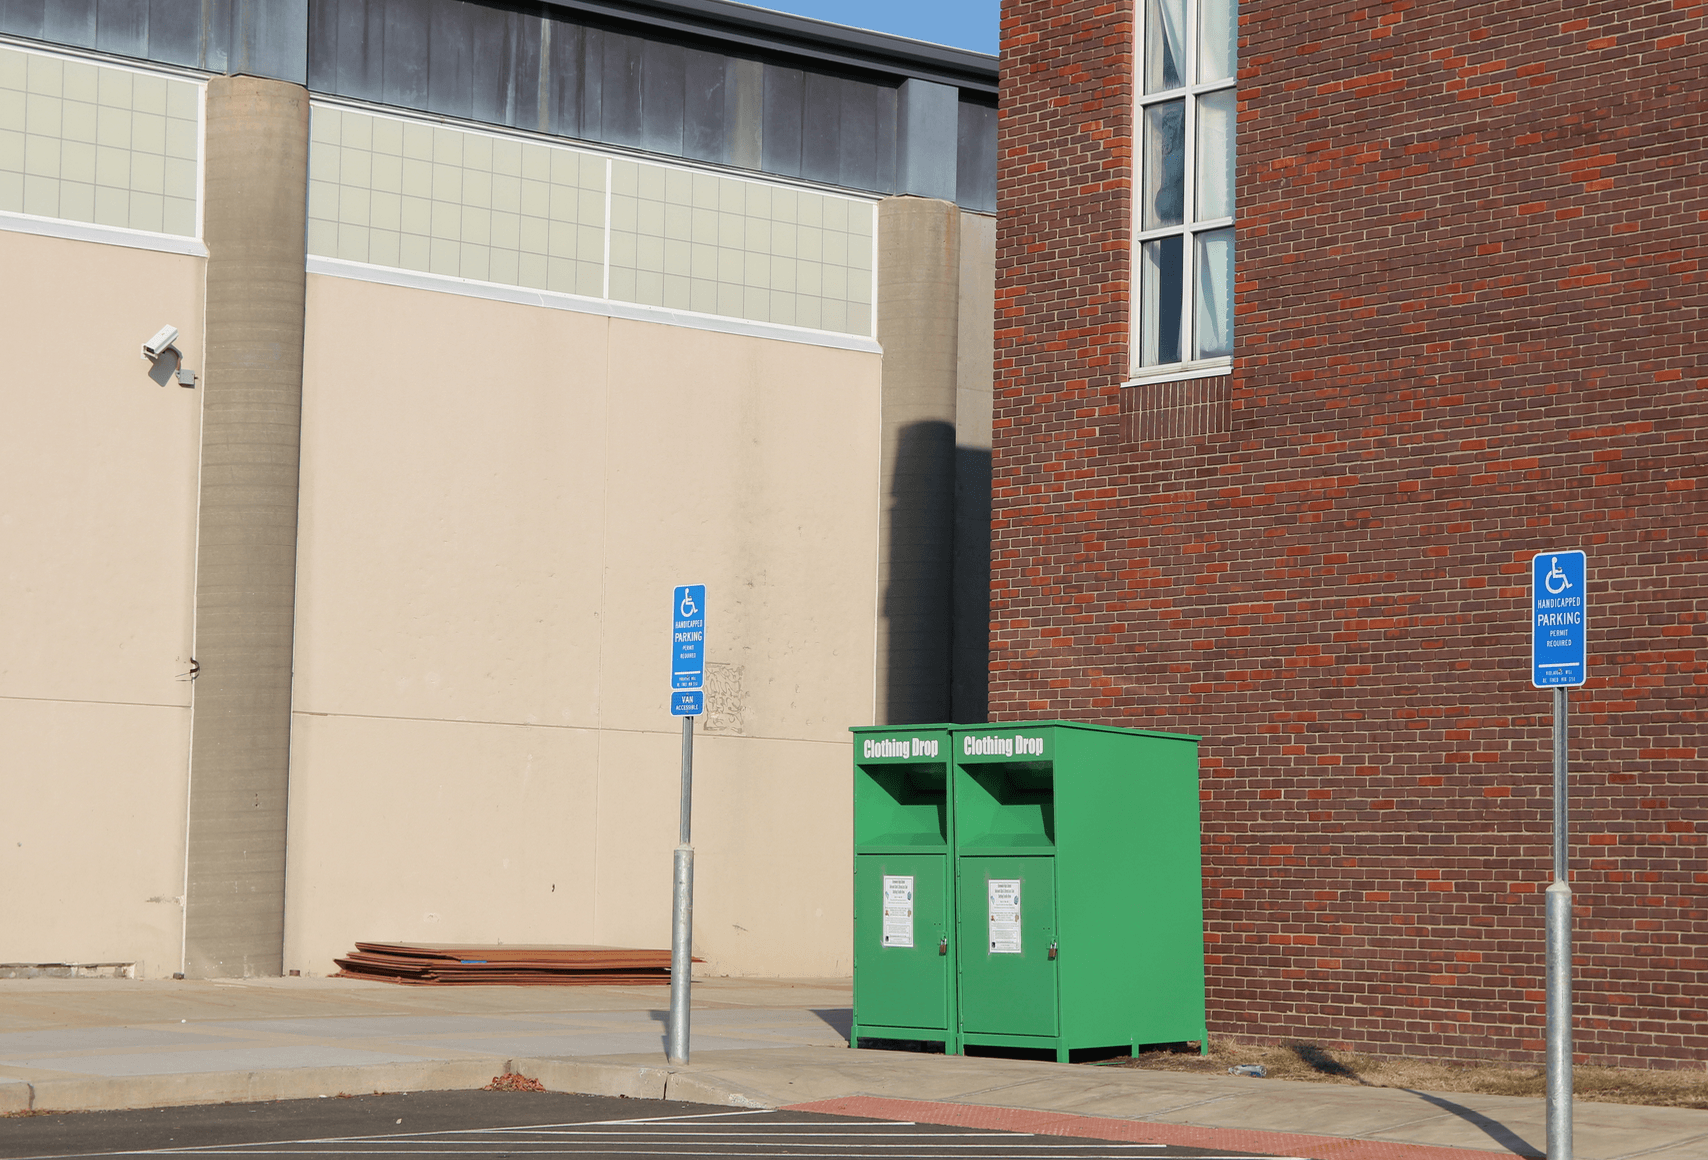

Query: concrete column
<box><xmin>876</xmin><ymin>196</ymin><xmax>961</xmax><ymax>725</ymax></box>
<box><xmin>182</xmin><ymin>76</ymin><xmax>310</xmax><ymax>977</ymax></box>
<box><xmin>952</xmin><ymin>210</ymin><xmax>996</xmax><ymax>725</ymax></box>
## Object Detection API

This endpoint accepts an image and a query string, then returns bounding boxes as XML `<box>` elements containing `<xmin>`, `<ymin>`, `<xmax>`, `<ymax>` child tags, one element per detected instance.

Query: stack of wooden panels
<box><xmin>333</xmin><ymin>942</ymin><xmax>689</xmax><ymax>986</ymax></box>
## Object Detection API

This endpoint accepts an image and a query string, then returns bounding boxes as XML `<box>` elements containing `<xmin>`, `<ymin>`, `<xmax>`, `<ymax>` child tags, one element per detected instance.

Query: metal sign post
<box><xmin>1532</xmin><ymin>550</ymin><xmax>1585</xmax><ymax>1160</ymax></box>
<box><xmin>667</xmin><ymin>585</ymin><xmax>706</xmax><ymax>1066</ymax></box>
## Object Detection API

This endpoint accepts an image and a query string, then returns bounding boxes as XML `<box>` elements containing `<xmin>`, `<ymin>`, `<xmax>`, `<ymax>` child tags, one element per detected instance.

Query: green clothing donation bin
<box><xmin>850</xmin><ymin>726</ymin><xmax>958</xmax><ymax>1052</ymax></box>
<box><xmin>850</xmin><ymin>721</ymin><xmax>1206</xmax><ymax>1062</ymax></box>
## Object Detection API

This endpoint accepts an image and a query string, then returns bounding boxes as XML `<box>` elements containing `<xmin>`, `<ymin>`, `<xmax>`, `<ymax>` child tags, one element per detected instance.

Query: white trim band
<box><xmin>0</xmin><ymin>210</ymin><xmax>208</xmax><ymax>257</ymax></box>
<box><xmin>307</xmin><ymin>256</ymin><xmax>885</xmax><ymax>354</ymax></box>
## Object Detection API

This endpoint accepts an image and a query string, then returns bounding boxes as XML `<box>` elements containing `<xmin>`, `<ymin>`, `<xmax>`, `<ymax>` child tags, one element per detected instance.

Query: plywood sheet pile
<box><xmin>333</xmin><ymin>942</ymin><xmax>691</xmax><ymax>985</ymax></box>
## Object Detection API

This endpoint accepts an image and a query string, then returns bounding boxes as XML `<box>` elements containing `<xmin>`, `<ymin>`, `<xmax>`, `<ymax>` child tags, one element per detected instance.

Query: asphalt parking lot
<box><xmin>0</xmin><ymin>1091</ymin><xmax>1301</xmax><ymax>1160</ymax></box>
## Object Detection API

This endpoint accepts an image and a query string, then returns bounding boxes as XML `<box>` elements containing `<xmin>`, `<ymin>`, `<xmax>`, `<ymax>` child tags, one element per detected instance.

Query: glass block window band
<box><xmin>1134</xmin><ymin>0</ymin><xmax>1236</xmax><ymax>373</ymax></box>
<box><xmin>307</xmin><ymin>104</ymin><xmax>875</xmax><ymax>340</ymax></box>
<box><xmin>0</xmin><ymin>44</ymin><xmax>201</xmax><ymax>238</ymax></box>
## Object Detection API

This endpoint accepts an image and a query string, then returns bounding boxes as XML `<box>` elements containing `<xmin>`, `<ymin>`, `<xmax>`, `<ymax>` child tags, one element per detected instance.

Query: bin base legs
<box><xmin>849</xmin><ymin>1026</ymin><xmax>959</xmax><ymax>1056</ymax></box>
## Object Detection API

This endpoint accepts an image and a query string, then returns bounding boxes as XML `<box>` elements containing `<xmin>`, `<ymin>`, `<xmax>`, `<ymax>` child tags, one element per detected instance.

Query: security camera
<box><xmin>142</xmin><ymin>324</ymin><xmax>180</xmax><ymax>361</ymax></box>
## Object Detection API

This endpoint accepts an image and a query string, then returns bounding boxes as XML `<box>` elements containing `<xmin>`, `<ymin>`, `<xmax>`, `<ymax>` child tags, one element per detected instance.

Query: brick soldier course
<box><xmin>992</xmin><ymin>0</ymin><xmax>1705</xmax><ymax>1067</ymax></box>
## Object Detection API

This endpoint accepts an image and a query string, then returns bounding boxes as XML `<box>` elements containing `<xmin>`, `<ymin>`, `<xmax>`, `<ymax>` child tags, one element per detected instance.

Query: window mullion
<box><xmin>1186</xmin><ymin>78</ymin><xmax>1238</xmax><ymax>98</ymax></box>
<box><xmin>1139</xmin><ymin>80</ymin><xmax>1233</xmax><ymax>107</ymax></box>
<box><xmin>1136</xmin><ymin>224</ymin><xmax>1189</xmax><ymax>242</ymax></box>
<box><xmin>1180</xmin><ymin>0</ymin><xmax>1198</xmax><ymax>363</ymax></box>
<box><xmin>1132</xmin><ymin>3</ymin><xmax>1151</xmax><ymax>365</ymax></box>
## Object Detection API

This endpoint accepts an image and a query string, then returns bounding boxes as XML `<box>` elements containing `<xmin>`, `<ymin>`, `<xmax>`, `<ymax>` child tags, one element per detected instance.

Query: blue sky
<box><xmin>748</xmin><ymin>0</ymin><xmax>1000</xmax><ymax>55</ymax></box>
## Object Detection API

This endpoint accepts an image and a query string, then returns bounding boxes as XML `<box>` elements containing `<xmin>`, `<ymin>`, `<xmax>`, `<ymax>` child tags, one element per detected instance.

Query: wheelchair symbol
<box><xmin>1543</xmin><ymin>556</ymin><xmax>1572</xmax><ymax>595</ymax></box>
<box><xmin>679</xmin><ymin>590</ymin><xmax>699</xmax><ymax>618</ymax></box>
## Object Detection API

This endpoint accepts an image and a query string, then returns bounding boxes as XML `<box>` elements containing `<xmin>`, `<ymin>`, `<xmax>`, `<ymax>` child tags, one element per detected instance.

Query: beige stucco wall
<box><xmin>285</xmin><ymin>274</ymin><xmax>881</xmax><ymax>976</ymax></box>
<box><xmin>0</xmin><ymin>231</ymin><xmax>203</xmax><ymax>977</ymax></box>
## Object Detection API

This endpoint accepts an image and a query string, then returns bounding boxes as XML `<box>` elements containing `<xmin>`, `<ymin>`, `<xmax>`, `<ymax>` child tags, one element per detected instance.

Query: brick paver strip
<box><xmin>783</xmin><ymin>1096</ymin><xmax>1540</xmax><ymax>1160</ymax></box>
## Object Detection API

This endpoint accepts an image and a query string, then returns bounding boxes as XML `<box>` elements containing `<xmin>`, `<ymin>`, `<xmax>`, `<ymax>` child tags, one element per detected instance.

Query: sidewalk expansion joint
<box><xmin>1608</xmin><ymin>1130</ymin><xmax>1708</xmax><ymax>1160</ymax></box>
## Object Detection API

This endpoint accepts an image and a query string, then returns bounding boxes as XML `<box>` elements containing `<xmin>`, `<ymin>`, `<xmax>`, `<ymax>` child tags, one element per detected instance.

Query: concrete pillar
<box><xmin>876</xmin><ymin>196</ymin><xmax>961</xmax><ymax>725</ymax></box>
<box><xmin>952</xmin><ymin>210</ymin><xmax>996</xmax><ymax>725</ymax></box>
<box><xmin>182</xmin><ymin>76</ymin><xmax>310</xmax><ymax>977</ymax></box>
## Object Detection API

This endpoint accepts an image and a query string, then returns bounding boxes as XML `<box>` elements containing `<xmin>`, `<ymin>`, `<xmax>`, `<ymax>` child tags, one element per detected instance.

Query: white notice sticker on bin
<box><xmin>988</xmin><ymin>878</ymin><xmax>1022</xmax><ymax>954</ymax></box>
<box><xmin>881</xmin><ymin>875</ymin><xmax>914</xmax><ymax>948</ymax></box>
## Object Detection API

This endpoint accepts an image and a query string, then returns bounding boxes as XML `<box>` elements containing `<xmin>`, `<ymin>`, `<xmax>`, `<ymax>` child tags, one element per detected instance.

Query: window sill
<box><xmin>1123</xmin><ymin>359</ymin><xmax>1232</xmax><ymax>388</ymax></box>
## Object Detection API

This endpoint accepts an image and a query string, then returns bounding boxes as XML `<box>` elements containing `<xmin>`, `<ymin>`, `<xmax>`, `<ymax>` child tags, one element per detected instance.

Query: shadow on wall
<box><xmin>953</xmin><ymin>443</ymin><xmax>991</xmax><ymax>725</ymax></box>
<box><xmin>883</xmin><ymin>420</ymin><xmax>990</xmax><ymax>726</ymax></box>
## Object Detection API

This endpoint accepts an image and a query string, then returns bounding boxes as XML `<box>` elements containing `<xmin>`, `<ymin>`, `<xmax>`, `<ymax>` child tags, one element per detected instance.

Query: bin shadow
<box><xmin>811</xmin><ymin>1007</ymin><xmax>854</xmax><ymax>1041</ymax></box>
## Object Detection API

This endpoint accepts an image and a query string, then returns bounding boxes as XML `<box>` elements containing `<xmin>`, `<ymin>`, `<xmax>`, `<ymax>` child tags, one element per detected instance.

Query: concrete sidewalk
<box><xmin>0</xmin><ymin>977</ymin><xmax>1702</xmax><ymax>1160</ymax></box>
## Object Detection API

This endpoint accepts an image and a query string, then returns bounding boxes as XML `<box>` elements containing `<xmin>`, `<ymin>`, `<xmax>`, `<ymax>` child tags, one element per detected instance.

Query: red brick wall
<box><xmin>993</xmin><ymin>0</ymin><xmax>1707</xmax><ymax>1067</ymax></box>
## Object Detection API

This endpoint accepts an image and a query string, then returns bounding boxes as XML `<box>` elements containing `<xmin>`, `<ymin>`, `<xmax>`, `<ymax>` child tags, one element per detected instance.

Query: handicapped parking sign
<box><xmin>1531</xmin><ymin>551</ymin><xmax>1586</xmax><ymax>688</ymax></box>
<box><xmin>671</xmin><ymin>584</ymin><xmax>706</xmax><ymax>714</ymax></box>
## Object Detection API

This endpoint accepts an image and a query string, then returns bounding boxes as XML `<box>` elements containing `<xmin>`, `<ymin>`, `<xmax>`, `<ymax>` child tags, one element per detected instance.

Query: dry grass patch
<box><xmin>1099</xmin><ymin>1040</ymin><xmax>1708</xmax><ymax>1110</ymax></box>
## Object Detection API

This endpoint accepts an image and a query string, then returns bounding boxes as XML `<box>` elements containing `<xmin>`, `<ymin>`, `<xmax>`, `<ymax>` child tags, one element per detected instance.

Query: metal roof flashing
<box><xmin>543</xmin><ymin>0</ymin><xmax>999</xmax><ymax>96</ymax></box>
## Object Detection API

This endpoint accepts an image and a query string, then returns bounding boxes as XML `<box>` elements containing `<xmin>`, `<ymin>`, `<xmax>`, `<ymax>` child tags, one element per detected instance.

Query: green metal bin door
<box><xmin>957</xmin><ymin>857</ymin><xmax>1057</xmax><ymax>1036</ymax></box>
<box><xmin>853</xmin><ymin>854</ymin><xmax>951</xmax><ymax>1032</ymax></box>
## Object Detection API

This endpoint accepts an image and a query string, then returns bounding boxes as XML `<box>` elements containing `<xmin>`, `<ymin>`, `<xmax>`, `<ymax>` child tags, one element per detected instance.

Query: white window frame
<box><xmin>1129</xmin><ymin>0</ymin><xmax>1237</xmax><ymax>384</ymax></box>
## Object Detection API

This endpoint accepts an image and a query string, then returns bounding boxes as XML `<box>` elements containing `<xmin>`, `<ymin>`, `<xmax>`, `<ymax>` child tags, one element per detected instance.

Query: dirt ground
<box><xmin>1096</xmin><ymin>1040</ymin><xmax>1708</xmax><ymax>1110</ymax></box>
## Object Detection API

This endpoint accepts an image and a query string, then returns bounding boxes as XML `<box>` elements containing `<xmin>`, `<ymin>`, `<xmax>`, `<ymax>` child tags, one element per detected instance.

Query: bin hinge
<box><xmin>938</xmin><ymin>936</ymin><xmax>948</xmax><ymax>956</ymax></box>
<box><xmin>1048</xmin><ymin>940</ymin><xmax>1058</xmax><ymax>961</ymax></box>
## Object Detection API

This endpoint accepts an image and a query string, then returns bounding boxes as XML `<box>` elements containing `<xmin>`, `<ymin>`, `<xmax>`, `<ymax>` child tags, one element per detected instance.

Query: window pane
<box><xmin>1194</xmin><ymin>227</ymin><xmax>1234</xmax><ymax>359</ymax></box>
<box><xmin>1141</xmin><ymin>234</ymin><xmax>1183</xmax><ymax>366</ymax></box>
<box><xmin>1198</xmin><ymin>0</ymin><xmax>1238</xmax><ymax>84</ymax></box>
<box><xmin>1142</xmin><ymin>99</ymin><xmax>1185</xmax><ymax>230</ymax></box>
<box><xmin>1144</xmin><ymin>0</ymin><xmax>1187</xmax><ymax>92</ymax></box>
<box><xmin>1195</xmin><ymin>88</ymin><xmax>1236</xmax><ymax>220</ymax></box>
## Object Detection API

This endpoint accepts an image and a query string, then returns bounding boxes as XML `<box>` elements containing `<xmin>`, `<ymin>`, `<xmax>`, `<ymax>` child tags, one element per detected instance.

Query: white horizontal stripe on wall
<box><xmin>307</xmin><ymin>254</ymin><xmax>883</xmax><ymax>354</ymax></box>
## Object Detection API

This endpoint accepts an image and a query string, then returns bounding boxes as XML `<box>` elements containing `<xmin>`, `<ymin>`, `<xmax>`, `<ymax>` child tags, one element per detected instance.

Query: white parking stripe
<box><xmin>331</xmin><ymin>1131</ymin><xmax>1158</xmax><ymax>1140</ymax></box>
<box><xmin>567</xmin><ymin>1111</ymin><xmax>776</xmax><ymax>1125</ymax></box>
<box><xmin>5</xmin><ymin>1108</ymin><xmax>1289</xmax><ymax>1160</ymax></box>
<box><xmin>146</xmin><ymin>1141</ymin><xmax>1161</xmax><ymax>1154</ymax></box>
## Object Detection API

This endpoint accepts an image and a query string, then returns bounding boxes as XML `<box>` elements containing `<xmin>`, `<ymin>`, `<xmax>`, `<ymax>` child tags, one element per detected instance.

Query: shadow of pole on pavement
<box><xmin>1400</xmin><ymin>1089</ymin><xmax>1544</xmax><ymax>1159</ymax></box>
<box><xmin>1288</xmin><ymin>1043</ymin><xmax>1543</xmax><ymax>1159</ymax></box>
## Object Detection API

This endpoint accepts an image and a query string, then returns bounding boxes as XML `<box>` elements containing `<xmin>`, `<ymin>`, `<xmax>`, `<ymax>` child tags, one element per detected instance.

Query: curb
<box><xmin>0</xmin><ymin>1079</ymin><xmax>30</xmax><ymax>1116</ymax></box>
<box><xmin>661</xmin><ymin>1070</ymin><xmax>775</xmax><ymax>1109</ymax></box>
<box><xmin>504</xmin><ymin>1057</ymin><xmax>775</xmax><ymax>1107</ymax></box>
<box><xmin>507</xmin><ymin>1058</ymin><xmax>672</xmax><ymax>1103</ymax></box>
<box><xmin>5</xmin><ymin>1059</ymin><xmax>777</xmax><ymax>1117</ymax></box>
<box><xmin>22</xmin><ymin>1060</ymin><xmax>501</xmax><ymax>1115</ymax></box>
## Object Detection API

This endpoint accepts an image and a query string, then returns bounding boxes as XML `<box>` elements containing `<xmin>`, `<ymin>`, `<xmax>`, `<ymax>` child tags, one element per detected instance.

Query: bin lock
<box><xmin>1047</xmin><ymin>940</ymin><xmax>1058</xmax><ymax>961</ymax></box>
<box><xmin>939</xmin><ymin>936</ymin><xmax>948</xmax><ymax>956</ymax></box>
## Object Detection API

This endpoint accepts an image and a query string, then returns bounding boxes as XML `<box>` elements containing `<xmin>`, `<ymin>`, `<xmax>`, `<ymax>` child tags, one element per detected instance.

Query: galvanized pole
<box><xmin>667</xmin><ymin>714</ymin><xmax>694</xmax><ymax>1065</ymax></box>
<box><xmin>1552</xmin><ymin>687</ymin><xmax>1568</xmax><ymax>883</ymax></box>
<box><xmin>1545</xmin><ymin>686</ymin><xmax>1572</xmax><ymax>1160</ymax></box>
